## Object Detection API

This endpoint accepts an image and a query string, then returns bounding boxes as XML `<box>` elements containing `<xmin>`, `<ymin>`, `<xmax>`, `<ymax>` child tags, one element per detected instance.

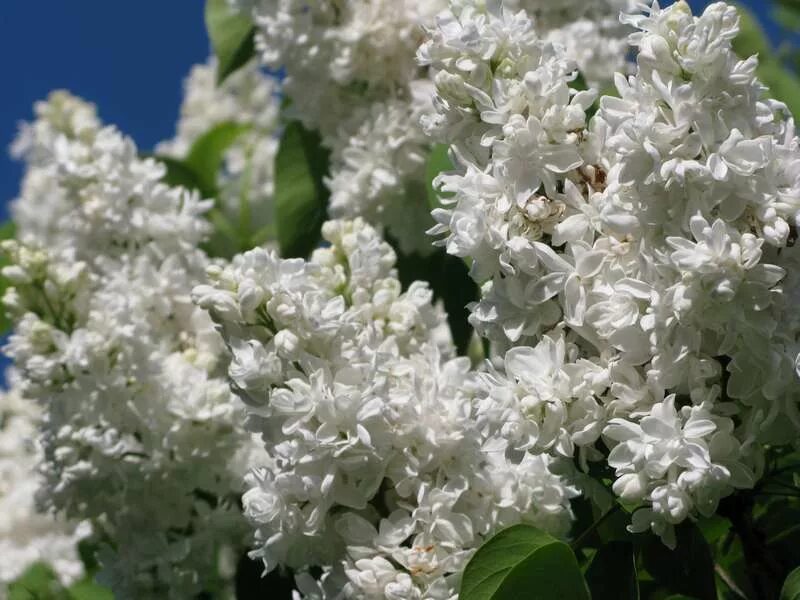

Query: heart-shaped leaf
<box><xmin>460</xmin><ymin>524</ymin><xmax>590</xmax><ymax>600</ymax></box>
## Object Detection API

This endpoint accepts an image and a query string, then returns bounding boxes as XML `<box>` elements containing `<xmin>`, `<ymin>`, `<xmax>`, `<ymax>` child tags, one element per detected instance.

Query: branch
<box><xmin>715</xmin><ymin>563</ymin><xmax>748</xmax><ymax>600</ymax></box>
<box><xmin>570</xmin><ymin>503</ymin><xmax>623</xmax><ymax>551</ymax></box>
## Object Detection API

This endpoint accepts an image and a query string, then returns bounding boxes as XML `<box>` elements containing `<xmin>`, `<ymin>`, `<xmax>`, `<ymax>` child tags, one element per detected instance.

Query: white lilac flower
<box><xmin>0</xmin><ymin>373</ymin><xmax>91</xmax><ymax>591</ymax></box>
<box><xmin>420</xmin><ymin>0</ymin><xmax>597</xmax><ymax>282</ymax></box>
<box><xmin>4</xmin><ymin>92</ymin><xmax>255</xmax><ymax>598</ymax></box>
<box><xmin>9</xmin><ymin>92</ymin><xmax>101</xmax><ymax>247</ymax></box>
<box><xmin>605</xmin><ymin>395</ymin><xmax>753</xmax><ymax>547</ymax></box>
<box><xmin>421</xmin><ymin>0</ymin><xmax>800</xmax><ymax>546</ymax></box>
<box><xmin>231</xmin><ymin>0</ymin><xmax>633</xmax><ymax>255</ymax></box>
<box><xmin>230</xmin><ymin>0</ymin><xmax>445</xmax><ymax>138</ymax></box>
<box><xmin>194</xmin><ymin>218</ymin><xmax>578</xmax><ymax>597</ymax></box>
<box><xmin>325</xmin><ymin>83</ymin><xmax>437</xmax><ymax>255</ymax></box>
<box><xmin>498</xmin><ymin>0</ymin><xmax>636</xmax><ymax>86</ymax></box>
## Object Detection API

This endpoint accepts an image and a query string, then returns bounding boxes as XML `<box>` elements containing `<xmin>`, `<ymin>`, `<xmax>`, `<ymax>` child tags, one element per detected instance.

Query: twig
<box><xmin>570</xmin><ymin>503</ymin><xmax>623</xmax><ymax>551</ymax></box>
<box><xmin>715</xmin><ymin>563</ymin><xmax>748</xmax><ymax>600</ymax></box>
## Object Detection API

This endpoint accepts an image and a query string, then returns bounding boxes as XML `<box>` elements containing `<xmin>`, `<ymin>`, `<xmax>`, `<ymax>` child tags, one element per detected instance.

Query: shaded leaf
<box><xmin>697</xmin><ymin>514</ymin><xmax>731</xmax><ymax>545</ymax></box>
<box><xmin>150</xmin><ymin>155</ymin><xmax>209</xmax><ymax>196</ymax></box>
<box><xmin>775</xmin><ymin>4</ymin><xmax>800</xmax><ymax>32</ymax></box>
<box><xmin>147</xmin><ymin>122</ymin><xmax>253</xmax><ymax>258</ymax></box>
<box><xmin>185</xmin><ymin>121</ymin><xmax>252</xmax><ymax>198</ymax></box>
<box><xmin>640</xmin><ymin>521</ymin><xmax>717</xmax><ymax>600</ymax></box>
<box><xmin>757</xmin><ymin>59</ymin><xmax>800</xmax><ymax>118</ymax></box>
<box><xmin>205</xmin><ymin>0</ymin><xmax>256</xmax><ymax>85</ymax></box>
<box><xmin>781</xmin><ymin>566</ymin><xmax>800</xmax><ymax>600</ymax></box>
<box><xmin>76</xmin><ymin>540</ymin><xmax>101</xmax><ymax>578</ymax></box>
<box><xmin>732</xmin><ymin>5</ymin><xmax>771</xmax><ymax>60</ymax></box>
<box><xmin>393</xmin><ymin>244</ymin><xmax>477</xmax><ymax>355</ymax></box>
<box><xmin>205</xmin><ymin>208</ymin><xmax>243</xmax><ymax>259</ymax></box>
<box><xmin>569</xmin><ymin>496</ymin><xmax>599</xmax><ymax>549</ymax></box>
<box><xmin>274</xmin><ymin>121</ymin><xmax>330</xmax><ymax>258</ymax></box>
<box><xmin>460</xmin><ymin>524</ymin><xmax>589</xmax><ymax>600</ymax></box>
<box><xmin>585</xmin><ymin>541</ymin><xmax>639</xmax><ymax>600</ymax></box>
<box><xmin>732</xmin><ymin>5</ymin><xmax>800</xmax><ymax>118</ymax></box>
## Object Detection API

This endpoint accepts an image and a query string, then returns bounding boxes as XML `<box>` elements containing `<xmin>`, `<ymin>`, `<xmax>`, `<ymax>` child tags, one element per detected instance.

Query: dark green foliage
<box><xmin>393</xmin><ymin>244</ymin><xmax>478</xmax><ymax>355</ymax></box>
<box><xmin>585</xmin><ymin>541</ymin><xmax>639</xmax><ymax>600</ymax></box>
<box><xmin>274</xmin><ymin>121</ymin><xmax>331</xmax><ymax>258</ymax></box>
<box><xmin>639</xmin><ymin>521</ymin><xmax>717</xmax><ymax>600</ymax></box>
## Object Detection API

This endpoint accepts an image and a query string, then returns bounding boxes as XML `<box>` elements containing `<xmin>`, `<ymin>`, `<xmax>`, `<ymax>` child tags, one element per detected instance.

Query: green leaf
<box><xmin>148</xmin><ymin>154</ymin><xmax>239</xmax><ymax>258</ymax></box>
<box><xmin>572</xmin><ymin>72</ymin><xmax>589</xmax><ymax>92</ymax></box>
<box><xmin>418</xmin><ymin>144</ymin><xmax>480</xmax><ymax>354</ymax></box>
<box><xmin>731</xmin><ymin>4</ymin><xmax>800</xmax><ymax>118</ymax></box>
<box><xmin>585</xmin><ymin>541</ymin><xmax>639</xmax><ymax>600</ymax></box>
<box><xmin>460</xmin><ymin>524</ymin><xmax>590</xmax><ymax>600</ymax></box>
<box><xmin>757</xmin><ymin>59</ymin><xmax>800</xmax><ymax>119</ymax></box>
<box><xmin>274</xmin><ymin>121</ymin><xmax>330</xmax><ymax>258</ymax></box>
<box><xmin>149</xmin><ymin>154</ymin><xmax>209</xmax><ymax>195</ymax></box>
<box><xmin>147</xmin><ymin>122</ymin><xmax>253</xmax><ymax>258</ymax></box>
<box><xmin>205</xmin><ymin>0</ymin><xmax>256</xmax><ymax>85</ymax></box>
<box><xmin>697</xmin><ymin>514</ymin><xmax>731</xmax><ymax>545</ymax></box>
<box><xmin>393</xmin><ymin>245</ymin><xmax>477</xmax><ymax>355</ymax></box>
<box><xmin>775</xmin><ymin>3</ymin><xmax>800</xmax><ymax>32</ymax></box>
<box><xmin>66</xmin><ymin>578</ymin><xmax>113</xmax><ymax>600</ymax></box>
<box><xmin>640</xmin><ymin>521</ymin><xmax>717</xmax><ymax>600</ymax></box>
<box><xmin>204</xmin><ymin>207</ymin><xmax>243</xmax><ymax>259</ymax></box>
<box><xmin>0</xmin><ymin>220</ymin><xmax>17</xmax><ymax>336</ymax></box>
<box><xmin>185</xmin><ymin>121</ymin><xmax>252</xmax><ymax>198</ymax></box>
<box><xmin>148</xmin><ymin>122</ymin><xmax>251</xmax><ymax>200</ymax></box>
<box><xmin>732</xmin><ymin>5</ymin><xmax>771</xmax><ymax>60</ymax></box>
<box><xmin>8</xmin><ymin>563</ymin><xmax>69</xmax><ymax>600</ymax></box>
<box><xmin>426</xmin><ymin>144</ymin><xmax>454</xmax><ymax>211</ymax></box>
<box><xmin>781</xmin><ymin>566</ymin><xmax>800</xmax><ymax>600</ymax></box>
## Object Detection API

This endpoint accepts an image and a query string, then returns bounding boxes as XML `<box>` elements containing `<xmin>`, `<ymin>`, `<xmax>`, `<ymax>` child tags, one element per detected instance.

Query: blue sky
<box><xmin>0</xmin><ymin>3</ymin><xmax>210</xmax><ymax>220</ymax></box>
<box><xmin>0</xmin><ymin>0</ymin><xmax>784</xmax><ymax>222</ymax></box>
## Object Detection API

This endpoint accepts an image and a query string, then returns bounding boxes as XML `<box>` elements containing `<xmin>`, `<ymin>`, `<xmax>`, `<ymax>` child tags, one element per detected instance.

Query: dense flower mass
<box><xmin>4</xmin><ymin>0</ymin><xmax>800</xmax><ymax>598</ymax></box>
<box><xmin>4</xmin><ymin>91</ymin><xmax>254</xmax><ymax>598</ymax></box>
<box><xmin>423</xmin><ymin>0</ymin><xmax>800</xmax><ymax>546</ymax></box>
<box><xmin>231</xmin><ymin>0</ymin><xmax>635</xmax><ymax>254</ymax></box>
<box><xmin>0</xmin><ymin>373</ymin><xmax>90</xmax><ymax>588</ymax></box>
<box><xmin>194</xmin><ymin>217</ymin><xmax>578</xmax><ymax>598</ymax></box>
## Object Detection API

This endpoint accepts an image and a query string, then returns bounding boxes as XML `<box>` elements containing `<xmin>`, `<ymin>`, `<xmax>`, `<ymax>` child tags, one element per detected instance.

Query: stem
<box><xmin>571</xmin><ymin>503</ymin><xmax>623</xmax><ymax>551</ymax></box>
<box><xmin>715</xmin><ymin>563</ymin><xmax>748</xmax><ymax>600</ymax></box>
<box><xmin>719</xmin><ymin>493</ymin><xmax>783</xmax><ymax>600</ymax></box>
